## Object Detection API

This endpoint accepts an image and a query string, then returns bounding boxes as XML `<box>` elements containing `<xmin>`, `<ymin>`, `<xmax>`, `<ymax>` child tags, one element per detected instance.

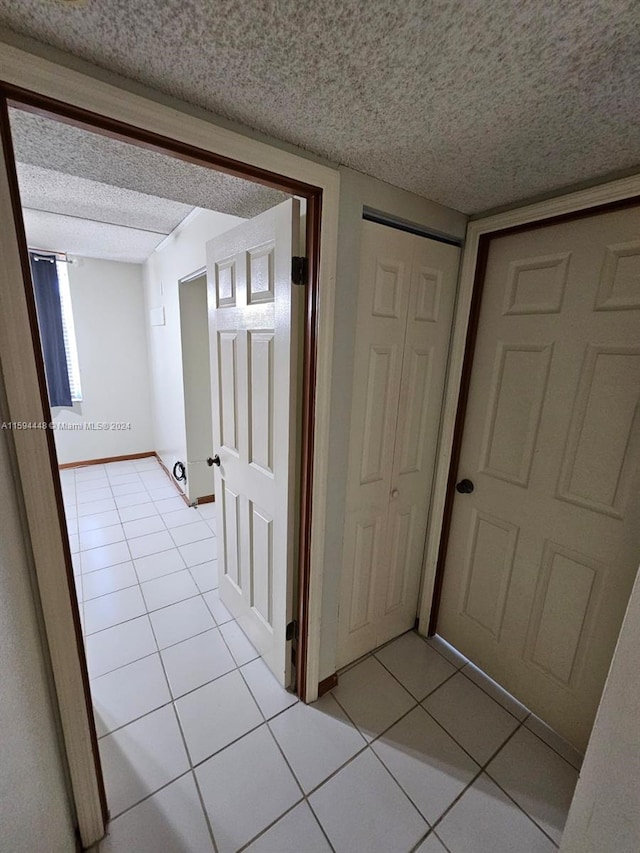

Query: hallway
<box><xmin>62</xmin><ymin>458</ymin><xmax>581</xmax><ymax>853</ymax></box>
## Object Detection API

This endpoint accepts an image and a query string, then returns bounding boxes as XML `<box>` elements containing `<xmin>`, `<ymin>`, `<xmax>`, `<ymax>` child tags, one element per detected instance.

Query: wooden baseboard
<box><xmin>153</xmin><ymin>452</ymin><xmax>191</xmax><ymax>506</ymax></box>
<box><xmin>59</xmin><ymin>451</ymin><xmax>155</xmax><ymax>469</ymax></box>
<box><xmin>197</xmin><ymin>494</ymin><xmax>215</xmax><ymax>504</ymax></box>
<box><xmin>317</xmin><ymin>673</ymin><xmax>338</xmax><ymax>697</ymax></box>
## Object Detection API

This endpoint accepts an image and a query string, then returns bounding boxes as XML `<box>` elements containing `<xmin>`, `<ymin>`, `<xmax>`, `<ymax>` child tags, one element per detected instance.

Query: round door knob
<box><xmin>207</xmin><ymin>455</ymin><xmax>221</xmax><ymax>467</ymax></box>
<box><xmin>456</xmin><ymin>478</ymin><xmax>474</xmax><ymax>494</ymax></box>
<box><xmin>390</xmin><ymin>488</ymin><xmax>399</xmax><ymax>500</ymax></box>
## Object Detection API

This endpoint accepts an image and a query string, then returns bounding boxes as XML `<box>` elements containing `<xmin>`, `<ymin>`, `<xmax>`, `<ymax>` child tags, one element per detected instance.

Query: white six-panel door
<box><xmin>438</xmin><ymin>205</ymin><xmax>640</xmax><ymax>750</ymax></box>
<box><xmin>207</xmin><ymin>199</ymin><xmax>300</xmax><ymax>687</ymax></box>
<box><xmin>337</xmin><ymin>220</ymin><xmax>460</xmax><ymax>667</ymax></box>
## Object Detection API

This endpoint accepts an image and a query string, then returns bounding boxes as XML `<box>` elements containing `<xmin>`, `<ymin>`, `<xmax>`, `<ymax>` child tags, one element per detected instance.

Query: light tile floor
<box><xmin>62</xmin><ymin>459</ymin><xmax>582</xmax><ymax>853</ymax></box>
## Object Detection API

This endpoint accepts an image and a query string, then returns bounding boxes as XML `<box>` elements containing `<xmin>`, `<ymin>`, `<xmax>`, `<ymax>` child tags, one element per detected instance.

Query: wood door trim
<box><xmin>0</xmin><ymin>80</ymin><xmax>325</xmax><ymax>837</ymax></box>
<box><xmin>428</xmin><ymin>193</ymin><xmax>640</xmax><ymax>635</ymax></box>
<box><xmin>0</xmin><ymin>94</ymin><xmax>108</xmax><ymax>839</ymax></box>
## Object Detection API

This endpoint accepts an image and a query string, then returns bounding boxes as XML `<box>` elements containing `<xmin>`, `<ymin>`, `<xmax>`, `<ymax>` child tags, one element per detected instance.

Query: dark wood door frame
<box><xmin>428</xmin><ymin>194</ymin><xmax>640</xmax><ymax>636</ymax></box>
<box><xmin>0</xmin><ymin>84</ymin><xmax>322</xmax><ymax>762</ymax></box>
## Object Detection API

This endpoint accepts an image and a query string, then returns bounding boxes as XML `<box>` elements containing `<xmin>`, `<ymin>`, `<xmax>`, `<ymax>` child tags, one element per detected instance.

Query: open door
<box><xmin>207</xmin><ymin>198</ymin><xmax>301</xmax><ymax>687</ymax></box>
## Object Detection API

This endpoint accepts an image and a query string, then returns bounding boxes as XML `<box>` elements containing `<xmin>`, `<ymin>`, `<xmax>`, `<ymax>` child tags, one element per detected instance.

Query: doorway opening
<box><xmin>1</xmin><ymin>89</ymin><xmax>324</xmax><ymax>845</ymax></box>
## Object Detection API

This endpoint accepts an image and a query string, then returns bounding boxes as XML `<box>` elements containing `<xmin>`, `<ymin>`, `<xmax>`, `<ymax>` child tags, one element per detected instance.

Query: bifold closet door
<box><xmin>337</xmin><ymin>220</ymin><xmax>460</xmax><ymax>667</ymax></box>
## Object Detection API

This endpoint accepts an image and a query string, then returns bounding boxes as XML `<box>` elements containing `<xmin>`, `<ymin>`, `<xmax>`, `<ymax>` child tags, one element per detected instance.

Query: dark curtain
<box><xmin>29</xmin><ymin>252</ymin><xmax>72</xmax><ymax>408</ymax></box>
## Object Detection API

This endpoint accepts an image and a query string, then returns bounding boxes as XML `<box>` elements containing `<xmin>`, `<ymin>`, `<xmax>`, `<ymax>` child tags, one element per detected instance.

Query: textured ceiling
<box><xmin>0</xmin><ymin>1</ymin><xmax>639</xmax><ymax>213</ymax></box>
<box><xmin>9</xmin><ymin>109</ymin><xmax>289</xmax><ymax>219</ymax></box>
<box><xmin>23</xmin><ymin>208</ymin><xmax>167</xmax><ymax>264</ymax></box>
<box><xmin>17</xmin><ymin>162</ymin><xmax>193</xmax><ymax>233</ymax></box>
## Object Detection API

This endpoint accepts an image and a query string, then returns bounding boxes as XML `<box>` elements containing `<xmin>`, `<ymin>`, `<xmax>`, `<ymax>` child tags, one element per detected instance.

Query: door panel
<box><xmin>338</xmin><ymin>222</ymin><xmax>460</xmax><ymax>666</ymax></box>
<box><xmin>207</xmin><ymin>198</ymin><xmax>300</xmax><ymax>686</ymax></box>
<box><xmin>438</xmin><ymin>205</ymin><xmax>640</xmax><ymax>750</ymax></box>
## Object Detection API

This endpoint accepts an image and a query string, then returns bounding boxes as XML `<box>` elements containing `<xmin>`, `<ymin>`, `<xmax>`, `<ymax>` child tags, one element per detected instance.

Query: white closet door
<box><xmin>379</xmin><ymin>237</ymin><xmax>461</xmax><ymax>646</ymax></box>
<box><xmin>337</xmin><ymin>221</ymin><xmax>460</xmax><ymax>667</ymax></box>
<box><xmin>438</xmin><ymin>204</ymin><xmax>640</xmax><ymax>750</ymax></box>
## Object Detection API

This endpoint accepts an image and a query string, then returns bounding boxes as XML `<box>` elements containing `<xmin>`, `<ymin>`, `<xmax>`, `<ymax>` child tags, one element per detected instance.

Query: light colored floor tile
<box><xmin>436</xmin><ymin>773</ymin><xmax>557</xmax><ymax>853</ymax></box>
<box><xmin>85</xmin><ymin>616</ymin><xmax>157</xmax><ymax>679</ymax></box>
<box><xmin>310</xmin><ymin>749</ymin><xmax>427</xmax><ymax>853</ymax></box>
<box><xmin>118</xmin><ymin>502</ymin><xmax>159</xmax><ymax>522</ymax></box>
<box><xmin>270</xmin><ymin>693</ymin><xmax>366</xmax><ymax>793</ymax></box>
<box><xmin>423</xmin><ymin>672</ymin><xmax>520</xmax><ymax>765</ymax></box>
<box><xmin>104</xmin><ymin>462</ymin><xmax>137</xmax><ymax>474</ymax></box>
<box><xmin>115</xmin><ymin>492</ymin><xmax>151</xmax><ymax>509</ymax></box>
<box><xmin>196</xmin><ymin>503</ymin><xmax>216</xmax><ymax>519</ymax></box>
<box><xmin>148</xmin><ymin>485</ymin><xmax>181</xmax><ymax>501</ymax></box>
<box><xmin>154</xmin><ymin>497</ymin><xmax>188</xmax><ymax>514</ymax></box>
<box><xmin>77</xmin><ymin>486</ymin><xmax>113</xmax><ymax>504</ymax></box>
<box><xmin>245</xmin><ymin>802</ymin><xmax>331</xmax><ymax>853</ymax></box>
<box><xmin>72</xmin><ymin>552</ymin><xmax>82</xmax><ymax>575</ymax></box>
<box><xmin>76</xmin><ymin>465</ymin><xmax>107</xmax><ymax>481</ymax></box>
<box><xmin>134</xmin><ymin>548</ymin><xmax>186</xmax><ymax>583</ymax></box>
<box><xmin>73</xmin><ymin>571</ymin><xmax>83</xmax><ymax>603</ymax></box>
<box><xmin>122</xmin><ymin>515</ymin><xmax>166</xmax><ymax>539</ymax></box>
<box><xmin>462</xmin><ymin>661</ymin><xmax>529</xmax><ymax>721</ymax></box>
<box><xmin>107</xmin><ymin>472</ymin><xmax>144</xmax><ymax>486</ymax></box>
<box><xmin>524</xmin><ymin>714</ymin><xmax>584</xmax><ymax>770</ymax></box>
<box><xmin>64</xmin><ymin>502</ymin><xmax>78</xmax><ymax>519</ymax></box>
<box><xmin>81</xmin><ymin>561</ymin><xmax>138</xmax><ymax>601</ymax></box>
<box><xmin>99</xmin><ymin>705</ymin><xmax>189</xmax><ymax>817</ymax></box>
<box><xmin>196</xmin><ymin>725</ymin><xmax>301</xmax><ymax>853</ymax></box>
<box><xmin>426</xmin><ymin>635</ymin><xmax>468</xmax><ymax>669</ymax></box>
<box><xmin>92</xmin><ymin>653</ymin><xmax>171</xmax><ymax>737</ymax></box>
<box><xmin>133</xmin><ymin>458</ymin><xmax>161</xmax><ymax>471</ymax></box>
<box><xmin>376</xmin><ymin>632</ymin><xmax>456</xmax><ymax>700</ymax></box>
<box><xmin>69</xmin><ymin>533</ymin><xmax>79</xmax><ymax>553</ymax></box>
<box><xmin>202</xmin><ymin>589</ymin><xmax>233</xmax><ymax>624</ymax></box>
<box><xmin>170</xmin><ymin>521</ymin><xmax>214</xmax><ymax>547</ymax></box>
<box><xmin>487</xmin><ymin>726</ymin><xmax>578</xmax><ymax>844</ymax></box>
<box><xmin>78</xmin><ymin>509</ymin><xmax>121</xmax><ymax>531</ymax></box>
<box><xmin>161</xmin><ymin>627</ymin><xmax>236</xmax><ymax>698</ymax></box>
<box><xmin>150</xmin><ymin>597</ymin><xmax>215</xmax><ymax>649</ymax></box>
<box><xmin>162</xmin><ymin>507</ymin><xmax>202</xmax><ymax>528</ymax></box>
<box><xmin>372</xmin><ymin>705</ymin><xmax>480</xmax><ymax>824</ymax></box>
<box><xmin>141</xmin><ymin>569</ymin><xmax>199</xmax><ymax>611</ymax></box>
<box><xmin>415</xmin><ymin>834</ymin><xmax>449</xmax><ymax>853</ymax></box>
<box><xmin>99</xmin><ymin>773</ymin><xmax>214</xmax><ymax>853</ymax></box>
<box><xmin>112</xmin><ymin>481</ymin><xmax>147</xmax><ymax>496</ymax></box>
<box><xmin>189</xmin><ymin>561</ymin><xmax>218</xmax><ymax>592</ymax></box>
<box><xmin>332</xmin><ymin>656</ymin><xmax>414</xmax><ymax>741</ymax></box>
<box><xmin>219</xmin><ymin>620</ymin><xmax>259</xmax><ymax>666</ymax></box>
<box><xmin>78</xmin><ymin>498</ymin><xmax>117</xmax><ymax>517</ymax></box>
<box><xmin>241</xmin><ymin>657</ymin><xmax>298</xmax><ymax>720</ymax></box>
<box><xmin>79</xmin><ymin>523</ymin><xmax>125</xmax><ymax>551</ymax></box>
<box><xmin>64</xmin><ymin>514</ymin><xmax>79</xmax><ymax>536</ymax></box>
<box><xmin>206</xmin><ymin>520</ymin><xmax>217</xmax><ymax>535</ymax></box>
<box><xmin>81</xmin><ymin>540</ymin><xmax>131</xmax><ymax>574</ymax></box>
<box><xmin>176</xmin><ymin>669</ymin><xmax>263</xmax><ymax>764</ymax></box>
<box><xmin>179</xmin><ymin>537</ymin><xmax>217</xmax><ymax>567</ymax></box>
<box><xmin>128</xmin><ymin>530</ymin><xmax>175</xmax><ymax>559</ymax></box>
<box><xmin>139</xmin><ymin>470</ymin><xmax>170</xmax><ymax>485</ymax></box>
<box><xmin>84</xmin><ymin>585</ymin><xmax>147</xmax><ymax>634</ymax></box>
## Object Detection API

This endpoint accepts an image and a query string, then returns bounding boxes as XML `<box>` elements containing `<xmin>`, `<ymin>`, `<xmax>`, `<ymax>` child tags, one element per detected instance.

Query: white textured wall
<box><xmin>0</xmin><ymin>378</ymin><xmax>76</xmax><ymax>852</ymax></box>
<box><xmin>52</xmin><ymin>257</ymin><xmax>153</xmax><ymax>464</ymax></box>
<box><xmin>143</xmin><ymin>209</ymin><xmax>243</xmax><ymax>498</ymax></box>
<box><xmin>560</xmin><ymin>565</ymin><xmax>640</xmax><ymax>853</ymax></box>
<box><xmin>319</xmin><ymin>167</ymin><xmax>467</xmax><ymax>680</ymax></box>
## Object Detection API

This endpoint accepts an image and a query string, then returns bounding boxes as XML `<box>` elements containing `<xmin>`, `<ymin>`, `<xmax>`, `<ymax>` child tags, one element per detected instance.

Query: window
<box><xmin>56</xmin><ymin>259</ymin><xmax>83</xmax><ymax>402</ymax></box>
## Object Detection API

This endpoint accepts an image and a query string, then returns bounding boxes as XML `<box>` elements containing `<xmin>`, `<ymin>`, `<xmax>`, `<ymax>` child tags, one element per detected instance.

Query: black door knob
<box><xmin>456</xmin><ymin>478</ymin><xmax>474</xmax><ymax>494</ymax></box>
<box><xmin>207</xmin><ymin>455</ymin><xmax>221</xmax><ymax>467</ymax></box>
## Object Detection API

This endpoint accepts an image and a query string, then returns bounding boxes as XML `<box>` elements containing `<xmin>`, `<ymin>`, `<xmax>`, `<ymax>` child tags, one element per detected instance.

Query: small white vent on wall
<box><xmin>150</xmin><ymin>306</ymin><xmax>166</xmax><ymax>326</ymax></box>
